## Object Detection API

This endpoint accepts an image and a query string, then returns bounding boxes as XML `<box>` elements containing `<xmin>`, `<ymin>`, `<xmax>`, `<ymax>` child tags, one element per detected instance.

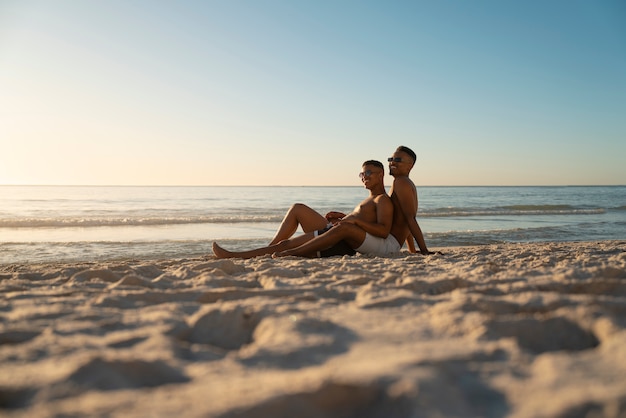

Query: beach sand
<box><xmin>1</xmin><ymin>240</ymin><xmax>625</xmax><ymax>417</ymax></box>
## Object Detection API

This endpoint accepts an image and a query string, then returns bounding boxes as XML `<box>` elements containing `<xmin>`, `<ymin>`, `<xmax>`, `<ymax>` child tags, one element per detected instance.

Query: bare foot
<box><xmin>271</xmin><ymin>250</ymin><xmax>291</xmax><ymax>258</ymax></box>
<box><xmin>212</xmin><ymin>242</ymin><xmax>235</xmax><ymax>259</ymax></box>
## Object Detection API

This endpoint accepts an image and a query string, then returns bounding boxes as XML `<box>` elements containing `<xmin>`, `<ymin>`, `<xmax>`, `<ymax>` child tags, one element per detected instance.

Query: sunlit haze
<box><xmin>1</xmin><ymin>1</ymin><xmax>624</xmax><ymax>186</ymax></box>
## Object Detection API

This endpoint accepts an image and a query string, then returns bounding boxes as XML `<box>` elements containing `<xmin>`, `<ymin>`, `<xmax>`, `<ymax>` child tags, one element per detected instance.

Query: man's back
<box><xmin>387</xmin><ymin>145</ymin><xmax>432</xmax><ymax>254</ymax></box>
<box><xmin>389</xmin><ymin>176</ymin><xmax>417</xmax><ymax>246</ymax></box>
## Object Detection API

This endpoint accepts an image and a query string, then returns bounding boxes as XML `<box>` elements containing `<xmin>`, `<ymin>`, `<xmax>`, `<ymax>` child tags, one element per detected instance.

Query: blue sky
<box><xmin>1</xmin><ymin>0</ymin><xmax>624</xmax><ymax>186</ymax></box>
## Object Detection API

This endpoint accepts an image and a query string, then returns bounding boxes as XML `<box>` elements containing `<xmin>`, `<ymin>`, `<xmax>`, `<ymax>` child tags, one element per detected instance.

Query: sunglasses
<box><xmin>387</xmin><ymin>157</ymin><xmax>404</xmax><ymax>163</ymax></box>
<box><xmin>358</xmin><ymin>170</ymin><xmax>374</xmax><ymax>179</ymax></box>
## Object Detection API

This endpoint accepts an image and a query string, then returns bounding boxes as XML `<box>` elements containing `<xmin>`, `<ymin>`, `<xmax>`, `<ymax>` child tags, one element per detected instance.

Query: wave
<box><xmin>0</xmin><ymin>205</ymin><xmax>609</xmax><ymax>228</ymax></box>
<box><xmin>421</xmin><ymin>205</ymin><xmax>605</xmax><ymax>217</ymax></box>
<box><xmin>0</xmin><ymin>215</ymin><xmax>284</xmax><ymax>228</ymax></box>
<box><xmin>500</xmin><ymin>204</ymin><xmax>576</xmax><ymax>211</ymax></box>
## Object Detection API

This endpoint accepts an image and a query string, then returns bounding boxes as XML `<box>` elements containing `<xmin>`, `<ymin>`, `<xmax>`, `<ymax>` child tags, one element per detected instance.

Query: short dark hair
<box><xmin>362</xmin><ymin>160</ymin><xmax>384</xmax><ymax>170</ymax></box>
<box><xmin>396</xmin><ymin>146</ymin><xmax>416</xmax><ymax>164</ymax></box>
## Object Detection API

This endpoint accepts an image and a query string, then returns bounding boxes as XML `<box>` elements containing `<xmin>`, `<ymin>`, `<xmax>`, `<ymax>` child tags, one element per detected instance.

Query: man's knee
<box><xmin>290</xmin><ymin>203</ymin><xmax>309</xmax><ymax>213</ymax></box>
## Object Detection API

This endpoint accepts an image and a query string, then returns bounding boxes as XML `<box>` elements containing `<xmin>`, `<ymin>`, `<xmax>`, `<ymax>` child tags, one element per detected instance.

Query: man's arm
<box><xmin>408</xmin><ymin>217</ymin><xmax>429</xmax><ymax>254</ymax></box>
<box><xmin>406</xmin><ymin>237</ymin><xmax>417</xmax><ymax>253</ymax></box>
<box><xmin>343</xmin><ymin>196</ymin><xmax>393</xmax><ymax>238</ymax></box>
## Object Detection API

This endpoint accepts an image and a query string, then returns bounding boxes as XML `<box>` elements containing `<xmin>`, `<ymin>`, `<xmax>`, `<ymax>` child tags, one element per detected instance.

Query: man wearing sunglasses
<box><xmin>212</xmin><ymin>160</ymin><xmax>396</xmax><ymax>258</ymax></box>
<box><xmin>387</xmin><ymin>145</ymin><xmax>434</xmax><ymax>255</ymax></box>
<box><xmin>272</xmin><ymin>145</ymin><xmax>435</xmax><ymax>257</ymax></box>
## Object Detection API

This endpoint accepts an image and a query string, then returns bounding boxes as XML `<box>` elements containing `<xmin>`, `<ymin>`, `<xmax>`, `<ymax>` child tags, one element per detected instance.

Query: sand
<box><xmin>1</xmin><ymin>240</ymin><xmax>625</xmax><ymax>417</ymax></box>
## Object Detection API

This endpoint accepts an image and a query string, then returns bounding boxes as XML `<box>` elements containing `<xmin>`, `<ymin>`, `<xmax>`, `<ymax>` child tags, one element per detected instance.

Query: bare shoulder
<box><xmin>392</xmin><ymin>177</ymin><xmax>416</xmax><ymax>193</ymax></box>
<box><xmin>374</xmin><ymin>193</ymin><xmax>392</xmax><ymax>204</ymax></box>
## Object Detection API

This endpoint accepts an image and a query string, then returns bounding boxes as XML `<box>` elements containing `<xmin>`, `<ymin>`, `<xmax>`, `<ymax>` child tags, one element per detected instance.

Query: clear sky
<box><xmin>1</xmin><ymin>0</ymin><xmax>625</xmax><ymax>186</ymax></box>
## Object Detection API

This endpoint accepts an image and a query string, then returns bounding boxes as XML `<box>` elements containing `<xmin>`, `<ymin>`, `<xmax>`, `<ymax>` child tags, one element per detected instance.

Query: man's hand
<box><xmin>325</xmin><ymin>211</ymin><xmax>346</xmax><ymax>225</ymax></box>
<box><xmin>420</xmin><ymin>249</ymin><xmax>443</xmax><ymax>255</ymax></box>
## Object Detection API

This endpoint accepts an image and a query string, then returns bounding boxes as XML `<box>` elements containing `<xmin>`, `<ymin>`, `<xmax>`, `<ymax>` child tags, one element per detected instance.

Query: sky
<box><xmin>1</xmin><ymin>0</ymin><xmax>625</xmax><ymax>186</ymax></box>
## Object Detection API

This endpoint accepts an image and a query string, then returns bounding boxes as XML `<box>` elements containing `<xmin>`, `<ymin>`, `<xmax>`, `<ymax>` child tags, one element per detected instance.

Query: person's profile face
<box><xmin>359</xmin><ymin>165</ymin><xmax>383</xmax><ymax>188</ymax></box>
<box><xmin>388</xmin><ymin>151</ymin><xmax>411</xmax><ymax>175</ymax></box>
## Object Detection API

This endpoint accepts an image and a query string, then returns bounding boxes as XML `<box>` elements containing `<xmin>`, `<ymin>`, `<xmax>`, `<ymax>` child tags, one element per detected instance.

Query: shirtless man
<box><xmin>387</xmin><ymin>145</ymin><xmax>434</xmax><ymax>255</ymax></box>
<box><xmin>212</xmin><ymin>160</ymin><xmax>393</xmax><ymax>259</ymax></box>
<box><xmin>275</xmin><ymin>145</ymin><xmax>435</xmax><ymax>257</ymax></box>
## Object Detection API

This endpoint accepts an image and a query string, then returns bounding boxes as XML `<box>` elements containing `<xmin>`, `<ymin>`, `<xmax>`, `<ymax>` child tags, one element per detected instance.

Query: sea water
<box><xmin>1</xmin><ymin>185</ymin><xmax>624</xmax><ymax>265</ymax></box>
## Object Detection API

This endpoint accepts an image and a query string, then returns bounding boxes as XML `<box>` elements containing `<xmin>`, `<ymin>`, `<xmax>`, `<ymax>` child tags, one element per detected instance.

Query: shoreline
<box><xmin>2</xmin><ymin>239</ymin><xmax>621</xmax><ymax>270</ymax></box>
<box><xmin>1</xmin><ymin>240</ymin><xmax>625</xmax><ymax>417</ymax></box>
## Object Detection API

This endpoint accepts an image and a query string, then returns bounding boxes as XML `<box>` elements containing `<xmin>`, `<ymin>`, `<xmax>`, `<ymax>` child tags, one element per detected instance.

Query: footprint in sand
<box><xmin>481</xmin><ymin>316</ymin><xmax>599</xmax><ymax>354</ymax></box>
<box><xmin>65</xmin><ymin>357</ymin><xmax>189</xmax><ymax>390</ymax></box>
<box><xmin>218</xmin><ymin>380</ymin><xmax>415</xmax><ymax>418</ymax></box>
<box><xmin>182</xmin><ymin>304</ymin><xmax>262</xmax><ymax>350</ymax></box>
<box><xmin>0</xmin><ymin>329</ymin><xmax>41</xmax><ymax>345</ymax></box>
<box><xmin>28</xmin><ymin>357</ymin><xmax>189</xmax><ymax>404</ymax></box>
<box><xmin>0</xmin><ymin>387</ymin><xmax>38</xmax><ymax>409</ymax></box>
<box><xmin>238</xmin><ymin>316</ymin><xmax>357</xmax><ymax>369</ymax></box>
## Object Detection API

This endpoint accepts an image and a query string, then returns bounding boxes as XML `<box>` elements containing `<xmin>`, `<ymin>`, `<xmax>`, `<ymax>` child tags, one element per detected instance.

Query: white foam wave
<box><xmin>0</xmin><ymin>215</ymin><xmax>283</xmax><ymax>228</ymax></box>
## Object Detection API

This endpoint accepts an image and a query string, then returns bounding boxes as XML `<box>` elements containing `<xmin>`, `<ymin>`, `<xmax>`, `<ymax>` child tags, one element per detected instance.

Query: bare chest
<box><xmin>353</xmin><ymin>198</ymin><xmax>378</xmax><ymax>220</ymax></box>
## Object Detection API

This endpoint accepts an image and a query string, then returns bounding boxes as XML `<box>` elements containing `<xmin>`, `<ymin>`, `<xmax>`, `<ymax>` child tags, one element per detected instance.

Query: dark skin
<box><xmin>275</xmin><ymin>150</ymin><xmax>442</xmax><ymax>258</ymax></box>
<box><xmin>272</xmin><ymin>164</ymin><xmax>393</xmax><ymax>257</ymax></box>
<box><xmin>213</xmin><ymin>152</ymin><xmax>438</xmax><ymax>258</ymax></box>
<box><xmin>213</xmin><ymin>163</ymin><xmax>392</xmax><ymax>259</ymax></box>
<box><xmin>388</xmin><ymin>149</ymin><xmax>439</xmax><ymax>255</ymax></box>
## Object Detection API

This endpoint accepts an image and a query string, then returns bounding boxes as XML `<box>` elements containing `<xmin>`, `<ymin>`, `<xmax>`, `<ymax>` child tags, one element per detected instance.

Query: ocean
<box><xmin>1</xmin><ymin>185</ymin><xmax>624</xmax><ymax>265</ymax></box>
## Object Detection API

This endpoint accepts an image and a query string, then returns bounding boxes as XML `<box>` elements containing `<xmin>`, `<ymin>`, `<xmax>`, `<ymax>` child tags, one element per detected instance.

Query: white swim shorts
<box><xmin>355</xmin><ymin>233</ymin><xmax>401</xmax><ymax>257</ymax></box>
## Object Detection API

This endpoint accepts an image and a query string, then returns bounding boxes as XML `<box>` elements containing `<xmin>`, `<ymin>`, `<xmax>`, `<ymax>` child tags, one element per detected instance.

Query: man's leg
<box><xmin>275</xmin><ymin>223</ymin><xmax>366</xmax><ymax>257</ymax></box>
<box><xmin>269</xmin><ymin>203</ymin><xmax>328</xmax><ymax>245</ymax></box>
<box><xmin>213</xmin><ymin>232</ymin><xmax>316</xmax><ymax>259</ymax></box>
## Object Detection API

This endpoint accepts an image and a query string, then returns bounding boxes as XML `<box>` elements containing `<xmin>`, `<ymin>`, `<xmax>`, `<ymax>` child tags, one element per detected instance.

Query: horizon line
<box><xmin>1</xmin><ymin>184</ymin><xmax>624</xmax><ymax>188</ymax></box>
